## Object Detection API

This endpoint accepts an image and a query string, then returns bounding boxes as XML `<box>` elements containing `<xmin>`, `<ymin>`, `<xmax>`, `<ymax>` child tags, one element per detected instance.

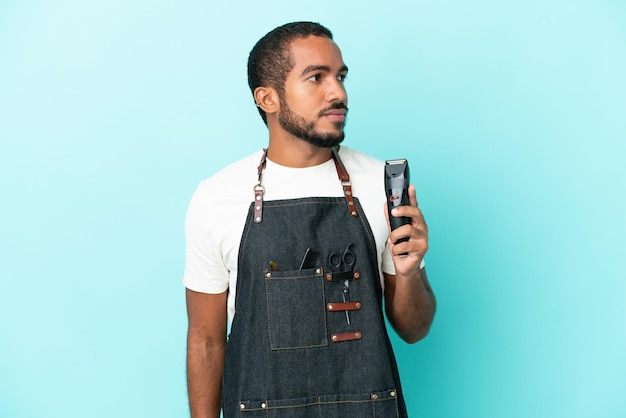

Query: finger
<box><xmin>389</xmin><ymin>222</ymin><xmax>427</xmax><ymax>244</ymax></box>
<box><xmin>385</xmin><ymin>202</ymin><xmax>425</xmax><ymax>233</ymax></box>
<box><xmin>389</xmin><ymin>234</ymin><xmax>428</xmax><ymax>259</ymax></box>
<box><xmin>412</xmin><ymin>207</ymin><xmax>428</xmax><ymax>231</ymax></box>
<box><xmin>391</xmin><ymin>184</ymin><xmax>418</xmax><ymax>216</ymax></box>
<box><xmin>391</xmin><ymin>206</ymin><xmax>427</xmax><ymax>231</ymax></box>
<box><xmin>408</xmin><ymin>184</ymin><xmax>418</xmax><ymax>208</ymax></box>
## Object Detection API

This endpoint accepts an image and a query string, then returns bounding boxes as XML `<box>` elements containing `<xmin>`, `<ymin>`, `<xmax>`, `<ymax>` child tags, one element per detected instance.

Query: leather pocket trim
<box><xmin>331</xmin><ymin>331</ymin><xmax>363</xmax><ymax>343</ymax></box>
<box><xmin>327</xmin><ymin>301</ymin><xmax>362</xmax><ymax>311</ymax></box>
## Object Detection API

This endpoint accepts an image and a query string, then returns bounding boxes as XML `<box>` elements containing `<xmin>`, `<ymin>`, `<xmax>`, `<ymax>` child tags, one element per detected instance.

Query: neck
<box><xmin>266</xmin><ymin>130</ymin><xmax>334</xmax><ymax>168</ymax></box>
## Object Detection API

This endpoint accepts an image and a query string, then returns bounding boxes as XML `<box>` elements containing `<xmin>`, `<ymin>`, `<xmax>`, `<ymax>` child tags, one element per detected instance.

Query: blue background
<box><xmin>1</xmin><ymin>1</ymin><xmax>625</xmax><ymax>417</ymax></box>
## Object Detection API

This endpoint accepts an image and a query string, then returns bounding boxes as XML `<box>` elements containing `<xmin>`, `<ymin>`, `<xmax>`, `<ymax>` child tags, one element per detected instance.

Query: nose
<box><xmin>325</xmin><ymin>78</ymin><xmax>347</xmax><ymax>104</ymax></box>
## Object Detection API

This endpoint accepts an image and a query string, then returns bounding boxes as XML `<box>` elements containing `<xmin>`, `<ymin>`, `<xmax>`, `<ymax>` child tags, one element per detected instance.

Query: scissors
<box><xmin>328</xmin><ymin>243</ymin><xmax>356</xmax><ymax>272</ymax></box>
<box><xmin>328</xmin><ymin>243</ymin><xmax>356</xmax><ymax>324</ymax></box>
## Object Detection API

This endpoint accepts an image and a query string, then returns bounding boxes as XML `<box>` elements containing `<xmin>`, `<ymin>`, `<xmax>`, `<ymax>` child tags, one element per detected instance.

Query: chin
<box><xmin>300</xmin><ymin>134</ymin><xmax>344</xmax><ymax>149</ymax></box>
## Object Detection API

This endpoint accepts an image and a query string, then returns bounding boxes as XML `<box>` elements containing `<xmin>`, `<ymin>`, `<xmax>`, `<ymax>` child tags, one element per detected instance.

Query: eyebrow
<box><xmin>301</xmin><ymin>65</ymin><xmax>349</xmax><ymax>77</ymax></box>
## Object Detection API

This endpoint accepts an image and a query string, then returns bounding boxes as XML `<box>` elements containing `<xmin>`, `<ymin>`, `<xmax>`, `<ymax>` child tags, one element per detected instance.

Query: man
<box><xmin>184</xmin><ymin>22</ymin><xmax>436</xmax><ymax>417</ymax></box>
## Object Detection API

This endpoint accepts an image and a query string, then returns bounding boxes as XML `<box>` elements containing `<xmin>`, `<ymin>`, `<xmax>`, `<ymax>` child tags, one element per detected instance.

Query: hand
<box><xmin>384</xmin><ymin>184</ymin><xmax>429</xmax><ymax>277</ymax></box>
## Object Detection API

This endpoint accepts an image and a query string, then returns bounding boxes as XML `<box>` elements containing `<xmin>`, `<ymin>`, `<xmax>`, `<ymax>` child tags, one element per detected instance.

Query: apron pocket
<box><xmin>239</xmin><ymin>390</ymin><xmax>400</xmax><ymax>417</ymax></box>
<box><xmin>264</xmin><ymin>267</ymin><xmax>327</xmax><ymax>350</ymax></box>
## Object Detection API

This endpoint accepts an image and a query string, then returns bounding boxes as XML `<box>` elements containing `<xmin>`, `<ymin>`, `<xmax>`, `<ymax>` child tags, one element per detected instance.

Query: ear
<box><xmin>254</xmin><ymin>87</ymin><xmax>280</xmax><ymax>115</ymax></box>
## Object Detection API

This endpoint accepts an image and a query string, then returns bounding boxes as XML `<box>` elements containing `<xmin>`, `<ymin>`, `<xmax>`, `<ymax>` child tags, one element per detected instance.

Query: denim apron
<box><xmin>222</xmin><ymin>148</ymin><xmax>408</xmax><ymax>417</ymax></box>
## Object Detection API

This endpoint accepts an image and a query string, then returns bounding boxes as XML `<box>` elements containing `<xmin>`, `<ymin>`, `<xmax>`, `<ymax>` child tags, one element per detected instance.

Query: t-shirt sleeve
<box><xmin>381</xmin><ymin>240</ymin><xmax>396</xmax><ymax>275</ymax></box>
<box><xmin>182</xmin><ymin>186</ymin><xmax>230</xmax><ymax>294</ymax></box>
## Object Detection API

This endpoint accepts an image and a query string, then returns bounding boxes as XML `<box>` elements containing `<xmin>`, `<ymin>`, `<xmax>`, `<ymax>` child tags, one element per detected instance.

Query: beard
<box><xmin>278</xmin><ymin>98</ymin><xmax>348</xmax><ymax>148</ymax></box>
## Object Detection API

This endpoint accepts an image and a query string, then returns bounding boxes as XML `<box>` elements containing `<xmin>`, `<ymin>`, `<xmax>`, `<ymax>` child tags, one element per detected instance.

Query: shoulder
<box><xmin>186</xmin><ymin>150</ymin><xmax>263</xmax><ymax>231</ymax></box>
<box><xmin>196</xmin><ymin>150</ymin><xmax>264</xmax><ymax>196</ymax></box>
<box><xmin>338</xmin><ymin>146</ymin><xmax>385</xmax><ymax>193</ymax></box>
<box><xmin>338</xmin><ymin>145</ymin><xmax>387</xmax><ymax>215</ymax></box>
<box><xmin>338</xmin><ymin>146</ymin><xmax>385</xmax><ymax>171</ymax></box>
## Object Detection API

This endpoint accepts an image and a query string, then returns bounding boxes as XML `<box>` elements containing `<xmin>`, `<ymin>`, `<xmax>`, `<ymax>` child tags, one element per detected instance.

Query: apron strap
<box><xmin>253</xmin><ymin>148</ymin><xmax>268</xmax><ymax>223</ymax></box>
<box><xmin>331</xmin><ymin>147</ymin><xmax>359</xmax><ymax>218</ymax></box>
<box><xmin>253</xmin><ymin>146</ymin><xmax>359</xmax><ymax>223</ymax></box>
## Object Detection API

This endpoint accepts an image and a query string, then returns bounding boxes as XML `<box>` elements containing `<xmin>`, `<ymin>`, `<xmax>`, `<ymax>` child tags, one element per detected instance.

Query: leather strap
<box><xmin>253</xmin><ymin>148</ymin><xmax>268</xmax><ymax>223</ymax></box>
<box><xmin>331</xmin><ymin>147</ymin><xmax>359</xmax><ymax>218</ymax></box>
<box><xmin>327</xmin><ymin>301</ymin><xmax>362</xmax><ymax>311</ymax></box>
<box><xmin>331</xmin><ymin>331</ymin><xmax>362</xmax><ymax>343</ymax></box>
<box><xmin>253</xmin><ymin>146</ymin><xmax>359</xmax><ymax>223</ymax></box>
<box><xmin>325</xmin><ymin>270</ymin><xmax>361</xmax><ymax>282</ymax></box>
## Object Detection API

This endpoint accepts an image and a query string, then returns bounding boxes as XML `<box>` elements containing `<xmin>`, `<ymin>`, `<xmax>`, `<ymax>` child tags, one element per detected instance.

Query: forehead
<box><xmin>288</xmin><ymin>36</ymin><xmax>345</xmax><ymax>73</ymax></box>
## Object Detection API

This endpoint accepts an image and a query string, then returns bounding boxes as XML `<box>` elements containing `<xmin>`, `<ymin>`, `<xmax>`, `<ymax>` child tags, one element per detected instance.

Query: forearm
<box><xmin>186</xmin><ymin>333</ymin><xmax>225</xmax><ymax>418</ymax></box>
<box><xmin>385</xmin><ymin>268</ymin><xmax>436</xmax><ymax>344</ymax></box>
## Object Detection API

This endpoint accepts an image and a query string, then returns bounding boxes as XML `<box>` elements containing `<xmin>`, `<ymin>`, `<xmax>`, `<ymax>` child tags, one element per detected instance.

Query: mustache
<box><xmin>319</xmin><ymin>101</ymin><xmax>348</xmax><ymax>116</ymax></box>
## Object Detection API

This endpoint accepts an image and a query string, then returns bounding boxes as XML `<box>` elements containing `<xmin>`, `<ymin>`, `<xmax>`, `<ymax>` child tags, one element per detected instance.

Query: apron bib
<box><xmin>222</xmin><ymin>149</ymin><xmax>408</xmax><ymax>417</ymax></box>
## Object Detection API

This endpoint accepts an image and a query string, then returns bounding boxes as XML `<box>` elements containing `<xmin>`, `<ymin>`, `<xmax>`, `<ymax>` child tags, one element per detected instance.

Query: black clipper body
<box><xmin>385</xmin><ymin>159</ymin><xmax>411</xmax><ymax>243</ymax></box>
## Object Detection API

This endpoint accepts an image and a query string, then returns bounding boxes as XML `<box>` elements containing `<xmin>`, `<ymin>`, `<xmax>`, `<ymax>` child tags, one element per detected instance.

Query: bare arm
<box><xmin>384</xmin><ymin>268</ymin><xmax>436</xmax><ymax>343</ymax></box>
<box><xmin>186</xmin><ymin>289</ymin><xmax>227</xmax><ymax>418</ymax></box>
<box><xmin>384</xmin><ymin>185</ymin><xmax>436</xmax><ymax>344</ymax></box>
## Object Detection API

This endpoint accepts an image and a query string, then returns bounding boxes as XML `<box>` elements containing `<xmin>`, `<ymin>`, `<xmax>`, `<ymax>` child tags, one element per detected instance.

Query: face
<box><xmin>277</xmin><ymin>36</ymin><xmax>349</xmax><ymax>148</ymax></box>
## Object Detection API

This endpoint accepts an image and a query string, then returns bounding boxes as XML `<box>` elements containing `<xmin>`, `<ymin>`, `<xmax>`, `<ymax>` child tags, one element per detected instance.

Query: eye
<box><xmin>307</xmin><ymin>74</ymin><xmax>322</xmax><ymax>82</ymax></box>
<box><xmin>337</xmin><ymin>74</ymin><xmax>348</xmax><ymax>82</ymax></box>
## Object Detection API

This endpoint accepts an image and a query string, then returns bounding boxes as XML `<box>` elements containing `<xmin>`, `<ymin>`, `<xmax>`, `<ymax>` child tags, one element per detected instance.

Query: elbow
<box><xmin>391</xmin><ymin>302</ymin><xmax>436</xmax><ymax>344</ymax></box>
<box><xmin>399</xmin><ymin>318</ymin><xmax>434</xmax><ymax>344</ymax></box>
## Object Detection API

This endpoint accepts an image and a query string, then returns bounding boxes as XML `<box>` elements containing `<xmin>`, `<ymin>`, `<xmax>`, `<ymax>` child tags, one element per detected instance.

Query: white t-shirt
<box><xmin>183</xmin><ymin>146</ymin><xmax>401</xmax><ymax>322</ymax></box>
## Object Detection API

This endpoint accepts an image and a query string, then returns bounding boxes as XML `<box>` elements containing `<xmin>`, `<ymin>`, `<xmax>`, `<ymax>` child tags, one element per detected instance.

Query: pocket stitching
<box><xmin>265</xmin><ymin>271</ymin><xmax>328</xmax><ymax>350</ymax></box>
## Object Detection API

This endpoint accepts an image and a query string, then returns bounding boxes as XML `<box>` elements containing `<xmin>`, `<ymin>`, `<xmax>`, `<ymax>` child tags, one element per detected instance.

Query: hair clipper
<box><xmin>385</xmin><ymin>159</ymin><xmax>411</xmax><ymax>243</ymax></box>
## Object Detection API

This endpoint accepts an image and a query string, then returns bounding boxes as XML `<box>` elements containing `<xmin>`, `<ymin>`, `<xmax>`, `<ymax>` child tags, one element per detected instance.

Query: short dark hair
<box><xmin>247</xmin><ymin>22</ymin><xmax>333</xmax><ymax>125</ymax></box>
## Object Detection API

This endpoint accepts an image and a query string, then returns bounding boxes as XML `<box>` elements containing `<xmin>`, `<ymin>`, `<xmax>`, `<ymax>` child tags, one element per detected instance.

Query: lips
<box><xmin>323</xmin><ymin>109</ymin><xmax>347</xmax><ymax>121</ymax></box>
